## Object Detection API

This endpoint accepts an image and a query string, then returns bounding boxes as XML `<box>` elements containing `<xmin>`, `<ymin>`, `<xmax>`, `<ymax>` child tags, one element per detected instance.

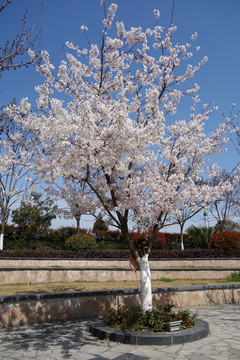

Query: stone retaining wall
<box><xmin>0</xmin><ymin>284</ymin><xmax>240</xmax><ymax>327</ymax></box>
<box><xmin>0</xmin><ymin>258</ymin><xmax>239</xmax><ymax>268</ymax></box>
<box><xmin>1</xmin><ymin>267</ymin><xmax>240</xmax><ymax>284</ymax></box>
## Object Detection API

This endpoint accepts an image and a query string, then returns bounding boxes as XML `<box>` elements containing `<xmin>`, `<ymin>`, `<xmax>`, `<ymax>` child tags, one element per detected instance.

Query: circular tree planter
<box><xmin>89</xmin><ymin>318</ymin><xmax>209</xmax><ymax>345</ymax></box>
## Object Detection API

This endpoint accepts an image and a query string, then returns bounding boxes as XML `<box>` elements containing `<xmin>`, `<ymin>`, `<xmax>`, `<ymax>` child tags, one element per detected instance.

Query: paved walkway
<box><xmin>0</xmin><ymin>304</ymin><xmax>239</xmax><ymax>359</ymax></box>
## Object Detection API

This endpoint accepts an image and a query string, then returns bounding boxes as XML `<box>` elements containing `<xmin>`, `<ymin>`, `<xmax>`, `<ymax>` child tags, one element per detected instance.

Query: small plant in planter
<box><xmin>103</xmin><ymin>305</ymin><xmax>196</xmax><ymax>333</ymax></box>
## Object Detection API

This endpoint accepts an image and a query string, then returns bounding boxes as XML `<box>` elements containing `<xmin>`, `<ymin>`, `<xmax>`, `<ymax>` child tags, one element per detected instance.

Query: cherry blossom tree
<box><xmin>6</xmin><ymin>3</ymin><xmax>237</xmax><ymax>311</ymax></box>
<box><xmin>0</xmin><ymin>0</ymin><xmax>42</xmax><ymax>78</ymax></box>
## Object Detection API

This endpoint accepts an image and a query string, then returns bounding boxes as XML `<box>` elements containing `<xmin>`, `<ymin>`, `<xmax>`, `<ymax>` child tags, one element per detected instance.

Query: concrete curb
<box><xmin>1</xmin><ymin>283</ymin><xmax>240</xmax><ymax>304</ymax></box>
<box><xmin>89</xmin><ymin>318</ymin><xmax>209</xmax><ymax>345</ymax></box>
<box><xmin>0</xmin><ymin>284</ymin><xmax>239</xmax><ymax>327</ymax></box>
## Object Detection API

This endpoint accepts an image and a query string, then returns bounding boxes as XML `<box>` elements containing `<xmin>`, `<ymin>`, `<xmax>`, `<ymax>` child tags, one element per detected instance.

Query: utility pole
<box><xmin>203</xmin><ymin>207</ymin><xmax>208</xmax><ymax>228</ymax></box>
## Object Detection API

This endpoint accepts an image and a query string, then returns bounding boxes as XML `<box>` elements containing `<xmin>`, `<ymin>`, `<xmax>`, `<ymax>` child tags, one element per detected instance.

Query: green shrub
<box><xmin>93</xmin><ymin>230</ymin><xmax>126</xmax><ymax>249</ymax></box>
<box><xmin>187</xmin><ymin>226</ymin><xmax>213</xmax><ymax>249</ymax></box>
<box><xmin>103</xmin><ymin>305</ymin><xmax>196</xmax><ymax>332</ymax></box>
<box><xmin>3</xmin><ymin>225</ymin><xmax>56</xmax><ymax>250</ymax></box>
<box><xmin>54</xmin><ymin>226</ymin><xmax>77</xmax><ymax>239</ymax></box>
<box><xmin>53</xmin><ymin>227</ymin><xmax>78</xmax><ymax>249</ymax></box>
<box><xmin>65</xmin><ymin>233</ymin><xmax>97</xmax><ymax>252</ymax></box>
<box><xmin>161</xmin><ymin>233</ymin><xmax>183</xmax><ymax>250</ymax></box>
<box><xmin>93</xmin><ymin>215</ymin><xmax>109</xmax><ymax>231</ymax></box>
<box><xmin>3</xmin><ymin>225</ymin><xmax>89</xmax><ymax>251</ymax></box>
<box><xmin>97</xmin><ymin>240</ymin><xmax>127</xmax><ymax>250</ymax></box>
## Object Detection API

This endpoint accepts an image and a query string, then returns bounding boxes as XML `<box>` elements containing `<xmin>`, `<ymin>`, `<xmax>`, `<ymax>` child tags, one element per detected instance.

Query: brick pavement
<box><xmin>0</xmin><ymin>304</ymin><xmax>239</xmax><ymax>359</ymax></box>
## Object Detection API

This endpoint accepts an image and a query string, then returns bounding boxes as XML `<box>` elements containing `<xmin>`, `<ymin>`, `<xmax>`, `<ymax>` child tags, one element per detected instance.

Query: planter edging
<box><xmin>89</xmin><ymin>318</ymin><xmax>209</xmax><ymax>345</ymax></box>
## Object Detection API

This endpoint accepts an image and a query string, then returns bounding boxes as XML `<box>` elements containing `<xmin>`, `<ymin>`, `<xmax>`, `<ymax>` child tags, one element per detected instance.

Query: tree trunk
<box><xmin>0</xmin><ymin>233</ymin><xmax>3</xmax><ymax>250</ymax></box>
<box><xmin>122</xmin><ymin>227</ymin><xmax>153</xmax><ymax>312</ymax></box>
<box><xmin>0</xmin><ymin>214</ymin><xmax>5</xmax><ymax>250</ymax></box>
<box><xmin>138</xmin><ymin>254</ymin><xmax>152</xmax><ymax>312</ymax></box>
<box><xmin>76</xmin><ymin>218</ymin><xmax>80</xmax><ymax>233</ymax></box>
<box><xmin>180</xmin><ymin>227</ymin><xmax>184</xmax><ymax>250</ymax></box>
<box><xmin>75</xmin><ymin>215</ymin><xmax>81</xmax><ymax>233</ymax></box>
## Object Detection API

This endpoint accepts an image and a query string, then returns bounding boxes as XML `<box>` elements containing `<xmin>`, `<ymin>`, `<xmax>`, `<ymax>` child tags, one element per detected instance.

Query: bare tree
<box><xmin>174</xmin><ymin>207</ymin><xmax>203</xmax><ymax>250</ymax></box>
<box><xmin>209</xmin><ymin>170</ymin><xmax>240</xmax><ymax>232</ymax></box>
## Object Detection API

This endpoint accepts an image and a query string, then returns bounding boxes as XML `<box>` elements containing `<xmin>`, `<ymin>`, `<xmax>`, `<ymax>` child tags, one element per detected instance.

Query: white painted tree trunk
<box><xmin>180</xmin><ymin>224</ymin><xmax>185</xmax><ymax>250</ymax></box>
<box><xmin>0</xmin><ymin>233</ymin><xmax>3</xmax><ymax>250</ymax></box>
<box><xmin>138</xmin><ymin>254</ymin><xmax>152</xmax><ymax>312</ymax></box>
<box><xmin>181</xmin><ymin>237</ymin><xmax>184</xmax><ymax>251</ymax></box>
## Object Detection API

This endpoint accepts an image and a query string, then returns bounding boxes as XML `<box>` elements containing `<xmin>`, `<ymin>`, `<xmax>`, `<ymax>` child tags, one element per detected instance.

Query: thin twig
<box><xmin>170</xmin><ymin>0</ymin><xmax>175</xmax><ymax>25</ymax></box>
<box><xmin>0</xmin><ymin>0</ymin><xmax>11</xmax><ymax>12</ymax></box>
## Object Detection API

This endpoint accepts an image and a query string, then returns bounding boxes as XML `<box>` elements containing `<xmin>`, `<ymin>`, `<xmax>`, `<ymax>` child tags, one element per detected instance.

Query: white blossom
<box><xmin>191</xmin><ymin>32</ymin><xmax>198</xmax><ymax>41</ymax></box>
<box><xmin>201</xmin><ymin>56</ymin><xmax>208</xmax><ymax>65</ymax></box>
<box><xmin>154</xmin><ymin>9</ymin><xmax>160</xmax><ymax>20</ymax></box>
<box><xmin>81</xmin><ymin>25</ymin><xmax>88</xmax><ymax>31</ymax></box>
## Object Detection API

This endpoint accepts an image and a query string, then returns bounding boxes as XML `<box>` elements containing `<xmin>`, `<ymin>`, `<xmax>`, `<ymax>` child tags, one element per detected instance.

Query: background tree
<box><xmin>7</xmin><ymin>3</ymin><xmax>237</xmax><ymax>311</ymax></box>
<box><xmin>93</xmin><ymin>214</ymin><xmax>109</xmax><ymax>232</ymax></box>
<box><xmin>229</xmin><ymin>103</ymin><xmax>240</xmax><ymax>157</ymax></box>
<box><xmin>46</xmin><ymin>178</ymin><xmax>96</xmax><ymax>232</ymax></box>
<box><xmin>12</xmin><ymin>192</ymin><xmax>57</xmax><ymax>228</ymax></box>
<box><xmin>0</xmin><ymin>107</ymin><xmax>37</xmax><ymax>249</ymax></box>
<box><xmin>173</xmin><ymin>206</ymin><xmax>203</xmax><ymax>250</ymax></box>
<box><xmin>0</xmin><ymin>0</ymin><xmax>43</xmax><ymax>249</ymax></box>
<box><xmin>209</xmin><ymin>170</ymin><xmax>240</xmax><ymax>232</ymax></box>
<box><xmin>213</xmin><ymin>220</ymin><xmax>240</xmax><ymax>233</ymax></box>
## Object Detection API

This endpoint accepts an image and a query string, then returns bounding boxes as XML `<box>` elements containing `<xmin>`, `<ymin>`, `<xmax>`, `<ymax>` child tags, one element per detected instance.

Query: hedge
<box><xmin>2</xmin><ymin>225</ymin><xmax>240</xmax><ymax>254</ymax></box>
<box><xmin>2</xmin><ymin>225</ymin><xmax>81</xmax><ymax>251</ymax></box>
<box><xmin>1</xmin><ymin>248</ymin><xmax>240</xmax><ymax>258</ymax></box>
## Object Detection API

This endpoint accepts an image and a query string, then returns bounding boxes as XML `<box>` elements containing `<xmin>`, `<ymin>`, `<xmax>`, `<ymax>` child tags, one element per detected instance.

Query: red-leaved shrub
<box><xmin>210</xmin><ymin>231</ymin><xmax>240</xmax><ymax>249</ymax></box>
<box><xmin>131</xmin><ymin>232</ymin><xmax>166</xmax><ymax>249</ymax></box>
<box><xmin>153</xmin><ymin>232</ymin><xmax>166</xmax><ymax>249</ymax></box>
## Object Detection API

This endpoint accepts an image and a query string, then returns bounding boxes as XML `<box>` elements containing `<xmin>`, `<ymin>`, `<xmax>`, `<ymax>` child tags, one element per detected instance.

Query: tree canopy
<box><xmin>12</xmin><ymin>193</ymin><xmax>57</xmax><ymax>228</ymax></box>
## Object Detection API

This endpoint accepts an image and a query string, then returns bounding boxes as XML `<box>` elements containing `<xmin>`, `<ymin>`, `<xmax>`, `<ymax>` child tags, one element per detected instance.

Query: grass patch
<box><xmin>227</xmin><ymin>271</ymin><xmax>240</xmax><ymax>282</ymax></box>
<box><xmin>159</xmin><ymin>277</ymin><xmax>173</xmax><ymax>282</ymax></box>
<box><xmin>49</xmin><ymin>265</ymin><xmax>63</xmax><ymax>268</ymax></box>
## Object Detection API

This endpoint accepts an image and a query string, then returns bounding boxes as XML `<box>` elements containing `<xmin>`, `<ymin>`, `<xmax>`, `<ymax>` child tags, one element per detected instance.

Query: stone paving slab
<box><xmin>0</xmin><ymin>304</ymin><xmax>239</xmax><ymax>359</ymax></box>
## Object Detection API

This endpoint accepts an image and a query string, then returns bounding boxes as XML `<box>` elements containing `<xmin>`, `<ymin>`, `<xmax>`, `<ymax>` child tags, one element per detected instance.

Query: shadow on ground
<box><xmin>0</xmin><ymin>319</ymin><xmax>97</xmax><ymax>359</ymax></box>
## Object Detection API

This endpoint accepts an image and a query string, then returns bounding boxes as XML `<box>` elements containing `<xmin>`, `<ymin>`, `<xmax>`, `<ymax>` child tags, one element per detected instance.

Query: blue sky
<box><xmin>1</xmin><ymin>0</ymin><xmax>240</xmax><ymax>230</ymax></box>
